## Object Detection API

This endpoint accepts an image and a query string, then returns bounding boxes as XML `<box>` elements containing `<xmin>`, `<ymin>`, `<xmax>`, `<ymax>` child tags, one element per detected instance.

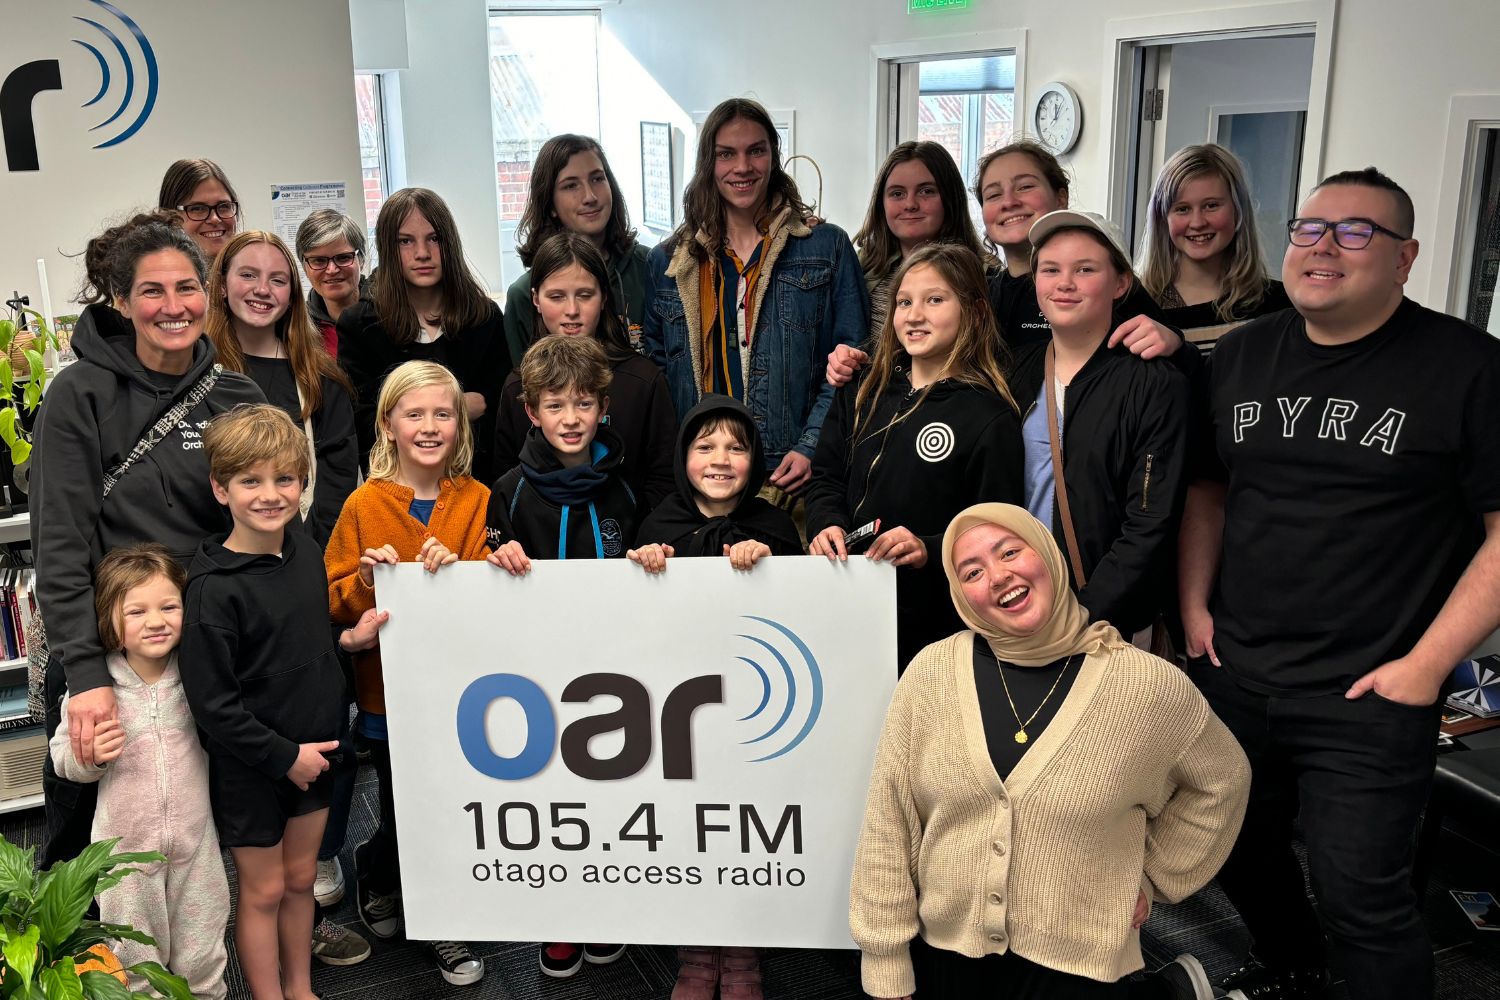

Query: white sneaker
<box><xmin>314</xmin><ymin>857</ymin><xmax>346</xmax><ymax>907</ymax></box>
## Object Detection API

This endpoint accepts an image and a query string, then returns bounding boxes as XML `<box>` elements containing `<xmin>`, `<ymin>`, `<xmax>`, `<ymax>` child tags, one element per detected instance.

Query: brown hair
<box><xmin>527</xmin><ymin>232</ymin><xmax>634</xmax><ymax>363</ymax></box>
<box><xmin>77</xmin><ymin>211</ymin><xmax>199</xmax><ymax>305</ymax></box>
<box><xmin>518</xmin><ymin>334</ymin><xmax>611</xmax><ymax>409</ymax></box>
<box><xmin>974</xmin><ymin>139</ymin><xmax>1071</xmax><ymax>251</ymax></box>
<box><xmin>676</xmin><ymin>98</ymin><xmax>811</xmax><ymax>263</ymax></box>
<box><xmin>689</xmin><ymin>412</ymin><xmax>753</xmax><ymax>451</ymax></box>
<box><xmin>204</xmin><ymin>403</ymin><xmax>311</xmax><ymax>486</ymax></box>
<box><xmin>368</xmin><ymin>361</ymin><xmax>474</xmax><ymax>482</ymax></box>
<box><xmin>855</xmin><ymin>141</ymin><xmax>990</xmax><ymax>281</ymax></box>
<box><xmin>515</xmin><ymin>135</ymin><xmax>636</xmax><ymax>267</ymax></box>
<box><xmin>371</xmin><ymin>188</ymin><xmax>493</xmax><ymax>347</ymax></box>
<box><xmin>158</xmin><ymin>158</ymin><xmax>240</xmax><ymax>214</ymax></box>
<box><xmin>94</xmin><ymin>543</ymin><xmax>185</xmax><ymax>652</ymax></box>
<box><xmin>204</xmin><ymin>231</ymin><xmax>353</xmax><ymax>420</ymax></box>
<box><xmin>852</xmin><ymin>243</ymin><xmax>1015</xmax><ymax>444</ymax></box>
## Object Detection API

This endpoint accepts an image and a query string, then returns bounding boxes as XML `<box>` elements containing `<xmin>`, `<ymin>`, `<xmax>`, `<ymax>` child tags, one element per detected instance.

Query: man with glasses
<box><xmin>1179</xmin><ymin>167</ymin><xmax>1500</xmax><ymax>1000</ymax></box>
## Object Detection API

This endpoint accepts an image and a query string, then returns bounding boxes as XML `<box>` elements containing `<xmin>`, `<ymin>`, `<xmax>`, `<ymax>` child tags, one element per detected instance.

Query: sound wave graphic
<box><xmin>734</xmin><ymin>616</ymin><xmax>823</xmax><ymax>763</ymax></box>
<box><xmin>71</xmin><ymin>0</ymin><xmax>158</xmax><ymax>149</ymax></box>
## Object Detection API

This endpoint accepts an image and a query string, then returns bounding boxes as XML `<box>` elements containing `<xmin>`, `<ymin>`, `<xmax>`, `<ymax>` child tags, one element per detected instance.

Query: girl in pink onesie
<box><xmin>49</xmin><ymin>544</ymin><xmax>229</xmax><ymax>1000</ymax></box>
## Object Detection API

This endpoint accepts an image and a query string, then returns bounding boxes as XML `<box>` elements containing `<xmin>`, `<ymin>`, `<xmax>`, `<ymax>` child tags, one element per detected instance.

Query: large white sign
<box><xmin>378</xmin><ymin>558</ymin><xmax>898</xmax><ymax>947</ymax></box>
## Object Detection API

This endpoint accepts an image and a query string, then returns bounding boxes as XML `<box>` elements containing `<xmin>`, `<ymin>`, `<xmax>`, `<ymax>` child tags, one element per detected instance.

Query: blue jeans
<box><xmin>1190</xmin><ymin>659</ymin><xmax>1438</xmax><ymax>1000</ymax></box>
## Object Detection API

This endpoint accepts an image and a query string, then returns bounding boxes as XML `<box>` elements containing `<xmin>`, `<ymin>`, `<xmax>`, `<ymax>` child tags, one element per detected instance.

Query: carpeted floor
<box><xmin>6</xmin><ymin>762</ymin><xmax>1498</xmax><ymax>999</ymax></box>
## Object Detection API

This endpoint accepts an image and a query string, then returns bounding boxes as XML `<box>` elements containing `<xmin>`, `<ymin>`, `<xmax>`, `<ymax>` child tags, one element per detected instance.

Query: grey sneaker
<box><xmin>1151</xmin><ymin>954</ymin><xmax>1213</xmax><ymax>1000</ymax></box>
<box><xmin>312</xmin><ymin>918</ymin><xmax>371</xmax><ymax>967</ymax></box>
<box><xmin>314</xmin><ymin>857</ymin><xmax>345</xmax><ymax>907</ymax></box>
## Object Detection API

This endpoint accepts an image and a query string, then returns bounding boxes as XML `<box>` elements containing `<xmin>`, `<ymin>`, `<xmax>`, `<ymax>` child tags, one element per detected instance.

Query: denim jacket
<box><xmin>644</xmin><ymin>209</ymin><xmax>869</xmax><ymax>467</ymax></box>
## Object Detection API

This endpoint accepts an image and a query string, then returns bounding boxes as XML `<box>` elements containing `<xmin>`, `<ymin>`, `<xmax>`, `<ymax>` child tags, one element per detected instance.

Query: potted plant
<box><xmin>0</xmin><ymin>307</ymin><xmax>58</xmax><ymax>468</ymax></box>
<box><xmin>0</xmin><ymin>833</ymin><xmax>194</xmax><ymax>998</ymax></box>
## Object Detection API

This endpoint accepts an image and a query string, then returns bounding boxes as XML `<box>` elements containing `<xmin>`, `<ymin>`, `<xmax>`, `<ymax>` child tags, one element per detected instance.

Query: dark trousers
<box><xmin>1190</xmin><ymin>660</ymin><xmax>1438</xmax><ymax>1000</ymax></box>
<box><xmin>41</xmin><ymin>655</ymin><xmax>97</xmax><ymax>868</ymax></box>
<box><xmin>359</xmin><ymin>733</ymin><xmax>401</xmax><ymax>895</ymax></box>
<box><xmin>317</xmin><ymin>700</ymin><xmax>358</xmax><ymax>864</ymax></box>
<box><xmin>910</xmin><ymin>937</ymin><xmax>1129</xmax><ymax>999</ymax></box>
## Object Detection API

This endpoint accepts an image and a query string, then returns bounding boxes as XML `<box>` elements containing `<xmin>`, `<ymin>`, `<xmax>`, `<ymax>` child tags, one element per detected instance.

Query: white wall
<box><xmin>1163</xmin><ymin>35</ymin><xmax>1315</xmax><ymax>157</ymax></box>
<box><xmin>392</xmin><ymin>0</ymin><xmax>504</xmax><ymax>290</ymax></box>
<box><xmin>353</xmin><ymin>0</ymin><xmax>1500</xmax><ymax>304</ymax></box>
<box><xmin>0</xmin><ymin>0</ymin><xmax>362</xmax><ymax>312</ymax></box>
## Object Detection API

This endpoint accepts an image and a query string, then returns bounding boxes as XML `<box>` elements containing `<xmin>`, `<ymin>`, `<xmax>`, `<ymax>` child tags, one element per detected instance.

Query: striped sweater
<box><xmin>849</xmin><ymin>632</ymin><xmax>1249</xmax><ymax>997</ymax></box>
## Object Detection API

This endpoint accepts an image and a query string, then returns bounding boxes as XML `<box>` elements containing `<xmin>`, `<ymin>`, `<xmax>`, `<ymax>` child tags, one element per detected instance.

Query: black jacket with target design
<box><xmin>807</xmin><ymin>372</ymin><xmax>1023</xmax><ymax>669</ymax></box>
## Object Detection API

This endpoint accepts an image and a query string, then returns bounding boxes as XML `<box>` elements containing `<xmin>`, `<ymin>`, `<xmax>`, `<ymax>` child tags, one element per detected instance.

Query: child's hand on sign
<box><xmin>340</xmin><ymin>608</ymin><xmax>389</xmax><ymax>653</ymax></box>
<box><xmin>627</xmin><ymin>544</ymin><xmax>673</xmax><ymax>574</ymax></box>
<box><xmin>487</xmin><ymin>540</ymin><xmax>532</xmax><ymax>577</ymax></box>
<box><xmin>358</xmin><ymin>544</ymin><xmax>400</xmax><ymax>587</ymax></box>
<box><xmin>418</xmin><ymin>536</ymin><xmax>458</xmax><ymax>574</ymax></box>
<box><xmin>724</xmin><ymin>540</ymin><xmax>771</xmax><ymax>571</ymax></box>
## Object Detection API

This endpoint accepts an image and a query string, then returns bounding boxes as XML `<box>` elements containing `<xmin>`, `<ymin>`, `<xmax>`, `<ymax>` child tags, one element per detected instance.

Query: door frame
<box><xmin>870</xmin><ymin>29</ymin><xmax>1028</xmax><ymax>175</ymax></box>
<box><xmin>1100</xmin><ymin>0</ymin><xmax>1337</xmax><ymax>238</ymax></box>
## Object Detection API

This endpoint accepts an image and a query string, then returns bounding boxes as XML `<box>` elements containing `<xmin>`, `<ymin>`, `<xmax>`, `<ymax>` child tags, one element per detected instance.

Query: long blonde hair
<box><xmin>204</xmin><ymin>230</ymin><xmax>352</xmax><ymax>420</ymax></box>
<box><xmin>851</xmin><ymin>243</ymin><xmax>1015</xmax><ymax>444</ymax></box>
<box><xmin>367</xmin><ymin>361</ymin><xmax>474</xmax><ymax>482</ymax></box>
<box><xmin>1138</xmin><ymin>144</ymin><xmax>1268</xmax><ymax>321</ymax></box>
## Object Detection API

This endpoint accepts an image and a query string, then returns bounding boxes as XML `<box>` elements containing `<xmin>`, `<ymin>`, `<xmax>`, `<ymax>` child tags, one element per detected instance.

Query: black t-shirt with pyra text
<box><xmin>1197</xmin><ymin>297</ymin><xmax>1500</xmax><ymax>695</ymax></box>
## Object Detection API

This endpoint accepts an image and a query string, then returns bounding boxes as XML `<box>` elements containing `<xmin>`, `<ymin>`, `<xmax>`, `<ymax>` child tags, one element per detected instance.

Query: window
<box><xmin>488</xmin><ymin>11</ymin><xmax>602</xmax><ymax>279</ymax></box>
<box><xmin>354</xmin><ymin>73</ymin><xmax>391</xmax><ymax>241</ymax></box>
<box><xmin>916</xmin><ymin>56</ymin><xmax>1015</xmax><ymax>189</ymax></box>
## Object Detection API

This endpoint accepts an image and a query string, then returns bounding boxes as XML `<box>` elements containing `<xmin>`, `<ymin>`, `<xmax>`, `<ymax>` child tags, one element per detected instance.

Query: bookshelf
<box><xmin>0</xmin><ymin>513</ymin><xmax>27</xmax><ymax>546</ymax></box>
<box><xmin>0</xmin><ymin>514</ymin><xmax>39</xmax><ymax>813</ymax></box>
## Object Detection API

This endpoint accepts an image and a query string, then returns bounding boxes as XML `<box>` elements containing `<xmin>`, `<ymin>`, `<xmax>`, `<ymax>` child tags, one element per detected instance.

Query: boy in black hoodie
<box><xmin>486</xmin><ymin>335</ymin><xmax>639</xmax><ymax>569</ymax></box>
<box><xmin>632</xmin><ymin>394</ymin><xmax>802</xmax><ymax>565</ymax></box>
<box><xmin>484</xmin><ymin>336</ymin><xmax>636</xmax><ymax>977</ymax></box>
<box><xmin>179</xmin><ymin>404</ymin><xmax>351</xmax><ymax>1000</ymax></box>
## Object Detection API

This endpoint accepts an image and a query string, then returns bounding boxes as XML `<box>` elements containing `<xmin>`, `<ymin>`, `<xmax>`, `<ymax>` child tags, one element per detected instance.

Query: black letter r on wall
<box><xmin>1</xmin><ymin>60</ymin><xmax>63</xmax><ymax>172</ymax></box>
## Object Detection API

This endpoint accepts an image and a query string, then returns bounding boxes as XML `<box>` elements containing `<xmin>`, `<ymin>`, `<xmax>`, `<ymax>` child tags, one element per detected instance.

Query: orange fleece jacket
<box><xmin>326</xmin><ymin>476</ymin><xmax>491</xmax><ymax>713</ymax></box>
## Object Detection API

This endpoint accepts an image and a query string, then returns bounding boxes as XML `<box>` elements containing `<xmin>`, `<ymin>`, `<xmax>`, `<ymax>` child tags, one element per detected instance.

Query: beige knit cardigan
<box><xmin>849</xmin><ymin>632</ymin><xmax>1250</xmax><ymax>998</ymax></box>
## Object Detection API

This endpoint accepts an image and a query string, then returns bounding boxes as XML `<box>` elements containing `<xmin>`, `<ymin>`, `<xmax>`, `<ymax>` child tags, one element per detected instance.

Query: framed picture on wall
<box><xmin>640</xmin><ymin>121</ymin><xmax>674</xmax><ymax>231</ymax></box>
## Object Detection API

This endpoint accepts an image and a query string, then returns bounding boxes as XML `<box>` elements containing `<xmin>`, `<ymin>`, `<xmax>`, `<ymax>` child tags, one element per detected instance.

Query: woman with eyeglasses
<box><xmin>296</xmin><ymin>209</ymin><xmax>369</xmax><ymax>357</ymax></box>
<box><xmin>1136</xmin><ymin>145</ymin><xmax>1292</xmax><ymax>355</ymax></box>
<box><xmin>159</xmin><ymin>159</ymin><xmax>240</xmax><ymax>263</ymax></box>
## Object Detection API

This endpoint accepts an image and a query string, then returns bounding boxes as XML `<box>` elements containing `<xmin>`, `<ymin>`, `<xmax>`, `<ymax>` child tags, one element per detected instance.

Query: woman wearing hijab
<box><xmin>849</xmin><ymin>503</ymin><xmax>1249</xmax><ymax>1000</ymax></box>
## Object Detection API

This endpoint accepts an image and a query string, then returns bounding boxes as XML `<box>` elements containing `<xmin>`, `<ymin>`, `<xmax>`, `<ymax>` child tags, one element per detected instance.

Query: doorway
<box><xmin>1102</xmin><ymin>1</ymin><xmax>1336</xmax><ymax>255</ymax></box>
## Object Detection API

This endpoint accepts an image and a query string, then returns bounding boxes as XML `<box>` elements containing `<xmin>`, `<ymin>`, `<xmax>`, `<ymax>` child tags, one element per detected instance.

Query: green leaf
<box><xmin>19</xmin><ymin>311</ymin><xmax>52</xmax><ymax>352</ymax></box>
<box><xmin>127</xmin><ymin>962</ymin><xmax>192</xmax><ymax>1000</ymax></box>
<box><xmin>76</xmin><ymin>971</ymin><xmax>130</xmax><ymax>1000</ymax></box>
<box><xmin>33</xmin><ymin>841</ymin><xmax>116</xmax><ymax>954</ymax></box>
<box><xmin>8</xmin><ymin>439</ymin><xmax>29</xmax><ymax>467</ymax></box>
<box><xmin>40</xmin><ymin>960</ymin><xmax>84</xmax><ymax>1000</ymax></box>
<box><xmin>0</xmin><ymin>838</ymin><xmax>35</xmax><ymax>903</ymax></box>
<box><xmin>0</xmin><ymin>357</ymin><xmax>12</xmax><ymax>401</ymax></box>
<box><xmin>0</xmin><ymin>320</ymin><xmax>14</xmax><ymax>357</ymax></box>
<box><xmin>3</xmin><ymin>924</ymin><xmax>40</xmax><ymax>988</ymax></box>
<box><xmin>0</xmin><ymin>407</ymin><xmax>16</xmax><ymax>447</ymax></box>
<box><xmin>23</xmin><ymin>349</ymin><xmax>42</xmax><ymax>386</ymax></box>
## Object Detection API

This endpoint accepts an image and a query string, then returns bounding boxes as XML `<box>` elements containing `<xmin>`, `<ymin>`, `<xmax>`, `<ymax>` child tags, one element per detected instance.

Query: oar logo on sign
<box><xmin>456</xmin><ymin>616</ymin><xmax>824</xmax><ymax>781</ymax></box>
<box><xmin>1</xmin><ymin>0</ymin><xmax>160</xmax><ymax>172</ymax></box>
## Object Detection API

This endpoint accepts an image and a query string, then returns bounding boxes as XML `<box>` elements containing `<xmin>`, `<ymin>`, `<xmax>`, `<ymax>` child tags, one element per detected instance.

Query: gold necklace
<box><xmin>996</xmin><ymin>653</ymin><xmax>1079</xmax><ymax>745</ymax></box>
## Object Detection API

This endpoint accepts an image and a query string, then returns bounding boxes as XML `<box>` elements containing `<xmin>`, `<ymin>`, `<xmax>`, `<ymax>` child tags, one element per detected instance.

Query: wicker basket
<box><xmin>6</xmin><ymin>332</ymin><xmax>35</xmax><ymax>371</ymax></box>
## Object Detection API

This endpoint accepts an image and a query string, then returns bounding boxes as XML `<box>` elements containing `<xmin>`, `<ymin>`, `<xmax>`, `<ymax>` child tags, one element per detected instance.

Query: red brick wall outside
<box><xmin>498</xmin><ymin>160</ymin><xmax>532</xmax><ymax>222</ymax></box>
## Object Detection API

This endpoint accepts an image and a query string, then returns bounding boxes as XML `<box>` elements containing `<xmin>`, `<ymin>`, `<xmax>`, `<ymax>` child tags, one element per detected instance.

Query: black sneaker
<box><xmin>1222</xmin><ymin>957</ymin><xmax>1330</xmax><ymax>999</ymax></box>
<box><xmin>1150</xmin><ymin>953</ymin><xmax>1213</xmax><ymax>1000</ymax></box>
<box><xmin>429</xmin><ymin>940</ymin><xmax>484</xmax><ymax>985</ymax></box>
<box><xmin>584</xmin><ymin>942</ymin><xmax>627</xmax><ymax>965</ymax></box>
<box><xmin>540</xmin><ymin>942</ymin><xmax>583</xmax><ymax>978</ymax></box>
<box><xmin>353</xmin><ymin>842</ymin><xmax>401</xmax><ymax>940</ymax></box>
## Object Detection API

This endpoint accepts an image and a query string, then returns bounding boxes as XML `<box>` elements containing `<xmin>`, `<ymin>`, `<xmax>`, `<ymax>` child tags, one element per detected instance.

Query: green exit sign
<box><xmin>909</xmin><ymin>0</ymin><xmax>970</xmax><ymax>11</ymax></box>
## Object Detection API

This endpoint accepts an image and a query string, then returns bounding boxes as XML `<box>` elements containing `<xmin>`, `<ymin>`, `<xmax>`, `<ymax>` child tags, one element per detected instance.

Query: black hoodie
<box><xmin>635</xmin><ymin>395</ymin><xmax>802</xmax><ymax>556</ymax></box>
<box><xmin>806</xmin><ymin>373</ymin><xmax>1024</xmax><ymax>667</ymax></box>
<box><xmin>179</xmin><ymin>530</ymin><xmax>344</xmax><ymax>780</ymax></box>
<box><xmin>486</xmin><ymin>424</ymin><xmax>638</xmax><ymax>560</ymax></box>
<box><xmin>31</xmin><ymin>304</ymin><xmax>265</xmax><ymax>695</ymax></box>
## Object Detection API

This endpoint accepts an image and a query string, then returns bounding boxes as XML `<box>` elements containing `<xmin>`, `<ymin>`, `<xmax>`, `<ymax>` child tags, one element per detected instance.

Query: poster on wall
<box><xmin>377</xmin><ymin>558</ymin><xmax>898</xmax><ymax>947</ymax></box>
<box><xmin>270</xmin><ymin>182</ymin><xmax>348</xmax><ymax>279</ymax></box>
<box><xmin>640</xmin><ymin>121</ymin><xmax>675</xmax><ymax>231</ymax></box>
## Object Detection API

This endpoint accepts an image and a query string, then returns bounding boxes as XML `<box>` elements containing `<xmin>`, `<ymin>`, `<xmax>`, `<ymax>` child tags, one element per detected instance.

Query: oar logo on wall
<box><xmin>1</xmin><ymin>0</ymin><xmax>159</xmax><ymax>172</ymax></box>
<box><xmin>735</xmin><ymin>616</ymin><xmax>824</xmax><ymax>763</ymax></box>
